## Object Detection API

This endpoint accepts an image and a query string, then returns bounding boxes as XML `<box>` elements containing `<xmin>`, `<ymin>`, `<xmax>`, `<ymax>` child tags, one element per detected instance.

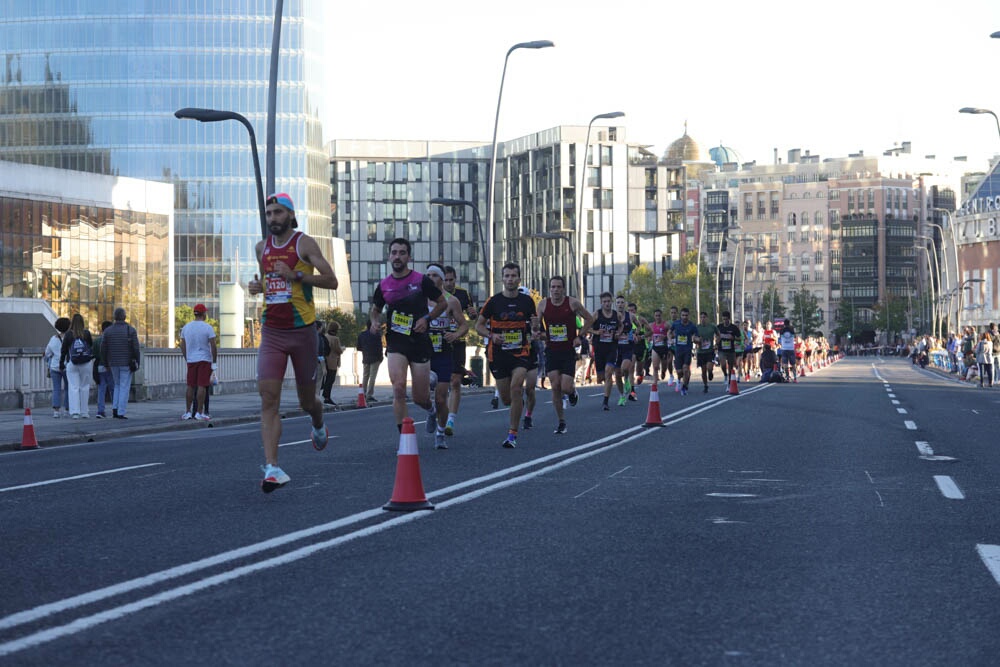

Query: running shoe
<box><xmin>96</xmin><ymin>412</ymin><xmax>106</xmax><ymax>419</ymax></box>
<box><xmin>668</xmin><ymin>376</ymin><xmax>676</xmax><ymax>386</ymax></box>
<box><xmin>602</xmin><ymin>399</ymin><xmax>610</xmax><ymax>411</ymax></box>
<box><xmin>53</xmin><ymin>410</ymin><xmax>61</xmax><ymax>418</ymax></box>
<box><xmin>681</xmin><ymin>386</ymin><xmax>688</xmax><ymax>396</ymax></box>
<box><xmin>491</xmin><ymin>396</ymin><xmax>499</xmax><ymax>410</ymax></box>
<box><xmin>568</xmin><ymin>391</ymin><xmax>579</xmax><ymax>407</ymax></box>
<box><xmin>425</xmin><ymin>406</ymin><xmax>437</xmax><ymax>433</ymax></box>
<box><xmin>554</xmin><ymin>421</ymin><xmax>567</xmax><ymax>435</ymax></box>
<box><xmin>181</xmin><ymin>411</ymin><xmax>192</xmax><ymax>420</ymax></box>
<box><xmin>628</xmin><ymin>391</ymin><xmax>638</xmax><ymax>402</ymax></box>
<box><xmin>445</xmin><ymin>417</ymin><xmax>455</xmax><ymax>436</ymax></box>
<box><xmin>195</xmin><ymin>413</ymin><xmax>211</xmax><ymax>421</ymax></box>
<box><xmin>709</xmin><ymin>368</ymin><xmax>714</xmax><ymax>381</ymax></box>
<box><xmin>261</xmin><ymin>464</ymin><xmax>290</xmax><ymax>493</ymax></box>
<box><xmin>523</xmin><ymin>415</ymin><xmax>533</xmax><ymax>430</ymax></box>
<box><xmin>502</xmin><ymin>432</ymin><xmax>517</xmax><ymax>448</ymax></box>
<box><xmin>311</xmin><ymin>424</ymin><xmax>329</xmax><ymax>451</ymax></box>
<box><xmin>617</xmin><ymin>396</ymin><xmax>627</xmax><ymax>407</ymax></box>
<box><xmin>703</xmin><ymin>385</ymin><xmax>709</xmax><ymax>394</ymax></box>
<box><xmin>435</xmin><ymin>431</ymin><xmax>448</xmax><ymax>449</ymax></box>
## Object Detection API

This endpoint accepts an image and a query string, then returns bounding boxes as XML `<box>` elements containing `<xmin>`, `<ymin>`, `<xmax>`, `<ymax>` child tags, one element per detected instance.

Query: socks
<box><xmin>447</xmin><ymin>412</ymin><xmax>456</xmax><ymax>423</ymax></box>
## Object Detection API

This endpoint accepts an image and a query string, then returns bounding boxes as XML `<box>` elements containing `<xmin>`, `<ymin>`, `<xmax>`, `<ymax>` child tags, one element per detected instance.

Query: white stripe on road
<box><xmin>934</xmin><ymin>475</ymin><xmax>965</xmax><ymax>500</ymax></box>
<box><xmin>915</xmin><ymin>441</ymin><xmax>934</xmax><ymax>456</ymax></box>
<box><xmin>904</xmin><ymin>420</ymin><xmax>917</xmax><ymax>430</ymax></box>
<box><xmin>0</xmin><ymin>383</ymin><xmax>771</xmax><ymax>654</ymax></box>
<box><xmin>888</xmin><ymin>393</ymin><xmax>896</xmax><ymax>398</ymax></box>
<box><xmin>0</xmin><ymin>464</ymin><xmax>164</xmax><ymax>493</ymax></box>
<box><xmin>897</xmin><ymin>407</ymin><xmax>908</xmax><ymax>414</ymax></box>
<box><xmin>976</xmin><ymin>545</ymin><xmax>1000</xmax><ymax>586</ymax></box>
<box><xmin>279</xmin><ymin>437</ymin><xmax>339</xmax><ymax>448</ymax></box>
<box><xmin>891</xmin><ymin>400</ymin><xmax>900</xmax><ymax>405</ymax></box>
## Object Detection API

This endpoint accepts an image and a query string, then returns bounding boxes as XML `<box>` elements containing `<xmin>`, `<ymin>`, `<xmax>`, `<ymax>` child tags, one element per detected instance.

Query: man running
<box><xmin>695</xmin><ymin>311</ymin><xmax>720</xmax><ymax>393</ymax></box>
<box><xmin>614</xmin><ymin>295</ymin><xmax>638</xmax><ymax>406</ymax></box>
<box><xmin>520</xmin><ymin>286</ymin><xmax>540</xmax><ymax>431</ymax></box>
<box><xmin>717</xmin><ymin>311</ymin><xmax>741</xmax><ymax>391</ymax></box>
<box><xmin>442</xmin><ymin>266</ymin><xmax>477</xmax><ymax>436</ymax></box>
<box><xmin>665</xmin><ymin>306</ymin><xmax>679</xmax><ymax>386</ymax></box>
<box><xmin>777</xmin><ymin>321</ymin><xmax>798</xmax><ymax>380</ymax></box>
<box><xmin>649</xmin><ymin>308</ymin><xmax>671</xmax><ymax>383</ymax></box>
<box><xmin>370</xmin><ymin>238</ymin><xmax>447</xmax><ymax>435</ymax></box>
<box><xmin>248</xmin><ymin>193</ymin><xmax>338</xmax><ymax>493</ymax></box>
<box><xmin>672</xmin><ymin>307</ymin><xmax>698</xmax><ymax>395</ymax></box>
<box><xmin>537</xmin><ymin>275</ymin><xmax>594</xmax><ymax>435</ymax></box>
<box><xmin>424</xmin><ymin>264</ymin><xmax>469</xmax><ymax>449</ymax></box>
<box><xmin>628</xmin><ymin>302</ymin><xmax>651</xmax><ymax>393</ymax></box>
<box><xmin>475</xmin><ymin>263</ymin><xmax>537</xmax><ymax>448</ymax></box>
<box><xmin>592</xmin><ymin>292</ymin><xmax>623</xmax><ymax>410</ymax></box>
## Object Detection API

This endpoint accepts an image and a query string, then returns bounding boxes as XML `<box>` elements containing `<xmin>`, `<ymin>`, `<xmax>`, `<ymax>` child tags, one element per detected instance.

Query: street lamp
<box><xmin>959</xmin><ymin>107</ymin><xmax>1000</xmax><ymax>140</ymax></box>
<box><xmin>430</xmin><ymin>197</ymin><xmax>489</xmax><ymax>302</ymax></box>
<box><xmin>525</xmin><ymin>232</ymin><xmax>580</xmax><ymax>300</ymax></box>
<box><xmin>712</xmin><ymin>222</ymin><xmax>742</xmax><ymax>320</ymax></box>
<box><xmin>958</xmin><ymin>278</ymin><xmax>984</xmax><ymax>334</ymax></box>
<box><xmin>485</xmin><ymin>40</ymin><xmax>555</xmax><ymax>294</ymax></box>
<box><xmin>736</xmin><ymin>241</ymin><xmax>765</xmax><ymax>321</ymax></box>
<box><xmin>265</xmin><ymin>0</ymin><xmax>284</xmax><ymax>196</ymax></box>
<box><xmin>930</xmin><ymin>207</ymin><xmax>961</xmax><ymax>332</ymax></box>
<box><xmin>577</xmin><ymin>111</ymin><xmax>625</xmax><ymax>306</ymax></box>
<box><xmin>174</xmin><ymin>107</ymin><xmax>267</xmax><ymax>239</ymax></box>
<box><xmin>915</xmin><ymin>244</ymin><xmax>937</xmax><ymax>339</ymax></box>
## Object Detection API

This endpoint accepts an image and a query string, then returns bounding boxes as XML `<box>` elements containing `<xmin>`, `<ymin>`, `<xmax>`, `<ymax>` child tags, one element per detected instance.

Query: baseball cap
<box><xmin>518</xmin><ymin>286</ymin><xmax>531</xmax><ymax>295</ymax></box>
<box><xmin>193</xmin><ymin>303</ymin><xmax>207</xmax><ymax>314</ymax></box>
<box><xmin>266</xmin><ymin>192</ymin><xmax>294</xmax><ymax>212</ymax></box>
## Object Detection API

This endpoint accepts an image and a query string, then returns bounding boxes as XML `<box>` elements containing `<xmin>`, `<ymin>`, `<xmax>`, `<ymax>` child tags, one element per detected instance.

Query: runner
<box><xmin>628</xmin><ymin>302</ymin><xmax>651</xmax><ymax>393</ymax></box>
<box><xmin>614</xmin><ymin>295</ymin><xmax>639</xmax><ymax>406</ymax></box>
<box><xmin>695</xmin><ymin>311</ymin><xmax>720</xmax><ymax>393</ymax></box>
<box><xmin>370</xmin><ymin>238</ymin><xmax>447</xmax><ymax>435</ymax></box>
<box><xmin>424</xmin><ymin>264</ymin><xmax>469</xmax><ymax>449</ymax></box>
<box><xmin>592</xmin><ymin>292</ymin><xmax>623</xmax><ymax>410</ymax></box>
<box><xmin>248</xmin><ymin>193</ymin><xmax>339</xmax><ymax>493</ymax></box>
<box><xmin>717</xmin><ymin>310</ymin><xmax>741</xmax><ymax>388</ymax></box>
<box><xmin>442</xmin><ymin>266</ymin><xmax>477</xmax><ymax>436</ymax></box>
<box><xmin>672</xmin><ymin>307</ymin><xmax>698</xmax><ymax>395</ymax></box>
<box><xmin>537</xmin><ymin>275</ymin><xmax>595</xmax><ymax>435</ymax></box>
<box><xmin>777</xmin><ymin>321</ymin><xmax>798</xmax><ymax>380</ymax></box>
<box><xmin>649</xmin><ymin>309</ymin><xmax>670</xmax><ymax>383</ymax></box>
<box><xmin>665</xmin><ymin>306</ymin><xmax>679</xmax><ymax>387</ymax></box>
<box><xmin>521</xmin><ymin>286</ymin><xmax>540</xmax><ymax>431</ymax></box>
<box><xmin>475</xmin><ymin>262</ymin><xmax>537</xmax><ymax>448</ymax></box>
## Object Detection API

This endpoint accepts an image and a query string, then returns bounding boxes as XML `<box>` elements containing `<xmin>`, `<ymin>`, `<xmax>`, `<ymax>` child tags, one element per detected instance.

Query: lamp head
<box><xmin>959</xmin><ymin>107</ymin><xmax>992</xmax><ymax>115</ymax></box>
<box><xmin>513</xmin><ymin>40</ymin><xmax>554</xmax><ymax>50</ymax></box>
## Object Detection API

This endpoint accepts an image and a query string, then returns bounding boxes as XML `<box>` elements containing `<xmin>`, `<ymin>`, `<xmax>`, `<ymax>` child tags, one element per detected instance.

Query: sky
<box><xmin>323</xmin><ymin>0</ymin><xmax>1000</xmax><ymax>171</ymax></box>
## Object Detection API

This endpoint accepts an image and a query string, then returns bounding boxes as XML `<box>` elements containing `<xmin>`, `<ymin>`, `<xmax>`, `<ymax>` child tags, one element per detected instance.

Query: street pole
<box><xmin>485</xmin><ymin>40</ymin><xmax>554</xmax><ymax>295</ymax></box>
<box><xmin>265</xmin><ymin>0</ymin><xmax>284</xmax><ymax>197</ymax></box>
<box><xmin>694</xmin><ymin>210</ymin><xmax>706</xmax><ymax>316</ymax></box>
<box><xmin>931</xmin><ymin>208</ymin><xmax>960</xmax><ymax>335</ymax></box>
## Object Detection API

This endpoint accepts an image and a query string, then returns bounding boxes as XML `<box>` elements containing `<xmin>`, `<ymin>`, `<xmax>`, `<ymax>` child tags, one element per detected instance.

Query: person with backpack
<box><xmin>44</xmin><ymin>317</ymin><xmax>71</xmax><ymax>418</ymax></box>
<box><xmin>59</xmin><ymin>313</ymin><xmax>94</xmax><ymax>419</ymax></box>
<box><xmin>101</xmin><ymin>307</ymin><xmax>141</xmax><ymax>420</ymax></box>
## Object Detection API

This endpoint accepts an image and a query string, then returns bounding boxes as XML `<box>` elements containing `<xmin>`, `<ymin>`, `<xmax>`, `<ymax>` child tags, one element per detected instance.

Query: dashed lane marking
<box><xmin>0</xmin><ymin>464</ymin><xmax>164</xmax><ymax>493</ymax></box>
<box><xmin>976</xmin><ymin>545</ymin><xmax>1000</xmax><ymax>587</ymax></box>
<box><xmin>904</xmin><ymin>420</ymin><xmax>917</xmax><ymax>430</ymax></box>
<box><xmin>934</xmin><ymin>475</ymin><xmax>965</xmax><ymax>500</ymax></box>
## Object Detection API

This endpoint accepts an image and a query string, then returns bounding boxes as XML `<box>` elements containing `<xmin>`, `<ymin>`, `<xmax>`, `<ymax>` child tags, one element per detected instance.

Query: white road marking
<box><xmin>706</xmin><ymin>493</ymin><xmax>758</xmax><ymax>498</ymax></box>
<box><xmin>972</xmin><ymin>409</ymin><xmax>980</xmax><ymax>415</ymax></box>
<box><xmin>904</xmin><ymin>420</ymin><xmax>917</xmax><ymax>430</ymax></box>
<box><xmin>0</xmin><ymin>385</ymin><xmax>771</xmax><ymax>656</ymax></box>
<box><xmin>573</xmin><ymin>484</ymin><xmax>601</xmax><ymax>499</ymax></box>
<box><xmin>888</xmin><ymin>393</ymin><xmax>896</xmax><ymax>398</ymax></box>
<box><xmin>609</xmin><ymin>466</ymin><xmax>632</xmax><ymax>477</ymax></box>
<box><xmin>279</xmin><ymin>437</ymin><xmax>338</xmax><ymax>448</ymax></box>
<box><xmin>934</xmin><ymin>475</ymin><xmax>965</xmax><ymax>500</ymax></box>
<box><xmin>0</xmin><ymin>464</ymin><xmax>164</xmax><ymax>493</ymax></box>
<box><xmin>915</xmin><ymin>441</ymin><xmax>934</xmax><ymax>456</ymax></box>
<box><xmin>897</xmin><ymin>407</ymin><xmax>908</xmax><ymax>414</ymax></box>
<box><xmin>891</xmin><ymin>400</ymin><xmax>900</xmax><ymax>405</ymax></box>
<box><xmin>976</xmin><ymin>545</ymin><xmax>1000</xmax><ymax>586</ymax></box>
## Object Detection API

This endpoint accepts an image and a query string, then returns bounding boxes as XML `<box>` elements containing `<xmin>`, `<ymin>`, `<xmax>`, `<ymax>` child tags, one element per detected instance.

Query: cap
<box><xmin>266</xmin><ymin>192</ymin><xmax>294</xmax><ymax>212</ymax></box>
<box><xmin>518</xmin><ymin>286</ymin><xmax>531</xmax><ymax>295</ymax></box>
<box><xmin>193</xmin><ymin>303</ymin><xmax>208</xmax><ymax>314</ymax></box>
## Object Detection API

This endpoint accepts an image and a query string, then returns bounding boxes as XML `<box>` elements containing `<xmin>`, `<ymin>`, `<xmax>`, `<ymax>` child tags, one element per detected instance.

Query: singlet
<box><xmin>763</xmin><ymin>328</ymin><xmax>777</xmax><ymax>348</ymax></box>
<box><xmin>260</xmin><ymin>231</ymin><xmax>315</xmax><ymax>329</ymax></box>
<box><xmin>372</xmin><ymin>270</ymin><xmax>442</xmax><ymax>341</ymax></box>
<box><xmin>650</xmin><ymin>321</ymin><xmax>669</xmax><ymax>348</ymax></box>
<box><xmin>618</xmin><ymin>312</ymin><xmax>635</xmax><ymax>346</ymax></box>
<box><xmin>540</xmin><ymin>298</ymin><xmax>577</xmax><ymax>352</ymax></box>
<box><xmin>778</xmin><ymin>331</ymin><xmax>796</xmax><ymax>351</ymax></box>
<box><xmin>480</xmin><ymin>291</ymin><xmax>536</xmax><ymax>361</ymax></box>
<box><xmin>593</xmin><ymin>309</ymin><xmax>620</xmax><ymax>347</ymax></box>
<box><xmin>427</xmin><ymin>295</ymin><xmax>455</xmax><ymax>355</ymax></box>
<box><xmin>452</xmin><ymin>286</ymin><xmax>473</xmax><ymax>315</ymax></box>
<box><xmin>718</xmin><ymin>323</ymin><xmax>742</xmax><ymax>353</ymax></box>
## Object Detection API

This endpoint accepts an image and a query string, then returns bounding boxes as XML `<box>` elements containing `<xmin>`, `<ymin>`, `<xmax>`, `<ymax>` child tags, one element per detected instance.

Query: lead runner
<box><xmin>537</xmin><ymin>275</ymin><xmax>594</xmax><ymax>435</ymax></box>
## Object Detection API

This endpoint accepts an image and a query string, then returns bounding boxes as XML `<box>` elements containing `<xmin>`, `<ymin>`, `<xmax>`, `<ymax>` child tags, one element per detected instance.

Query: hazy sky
<box><xmin>323</xmin><ymin>0</ymin><xmax>1000</xmax><ymax>170</ymax></box>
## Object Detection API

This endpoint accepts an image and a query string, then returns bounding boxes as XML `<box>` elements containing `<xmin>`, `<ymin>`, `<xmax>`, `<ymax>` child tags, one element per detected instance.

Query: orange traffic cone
<box><xmin>356</xmin><ymin>383</ymin><xmax>368</xmax><ymax>409</ymax></box>
<box><xmin>799</xmin><ymin>364</ymin><xmax>806</xmax><ymax>377</ymax></box>
<box><xmin>383</xmin><ymin>417</ymin><xmax>434</xmax><ymax>511</ymax></box>
<box><xmin>20</xmin><ymin>408</ymin><xmax>38</xmax><ymax>450</ymax></box>
<box><xmin>642</xmin><ymin>383</ymin><xmax>665</xmax><ymax>428</ymax></box>
<box><xmin>728</xmin><ymin>372</ymin><xmax>740</xmax><ymax>395</ymax></box>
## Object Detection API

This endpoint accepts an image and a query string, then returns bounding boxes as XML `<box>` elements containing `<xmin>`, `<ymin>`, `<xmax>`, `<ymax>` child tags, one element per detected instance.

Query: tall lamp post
<box><xmin>931</xmin><ymin>208</ymin><xmax>961</xmax><ymax>332</ymax></box>
<box><xmin>265</xmin><ymin>0</ymin><xmax>284</xmax><ymax>196</ymax></box>
<box><xmin>915</xmin><ymin>244</ymin><xmax>937</xmax><ymax>340</ymax></box>
<box><xmin>959</xmin><ymin>107</ymin><xmax>1000</xmax><ymax>140</ymax></box>
<box><xmin>958</xmin><ymin>278</ymin><xmax>984</xmax><ymax>335</ymax></box>
<box><xmin>577</xmin><ymin>111</ymin><xmax>625</xmax><ymax>306</ymax></box>
<box><xmin>526</xmin><ymin>232</ymin><xmax>579</xmax><ymax>299</ymax></box>
<box><xmin>917</xmin><ymin>235</ymin><xmax>942</xmax><ymax>339</ymax></box>
<box><xmin>713</xmin><ymin>222</ymin><xmax>742</xmax><ymax>319</ymax></box>
<box><xmin>175</xmin><ymin>107</ymin><xmax>267</xmax><ymax>239</ymax></box>
<box><xmin>485</xmin><ymin>40</ymin><xmax>554</xmax><ymax>294</ymax></box>
<box><xmin>430</xmin><ymin>197</ymin><xmax>489</xmax><ymax>302</ymax></box>
<box><xmin>736</xmin><ymin>241</ymin><xmax>765</xmax><ymax>321</ymax></box>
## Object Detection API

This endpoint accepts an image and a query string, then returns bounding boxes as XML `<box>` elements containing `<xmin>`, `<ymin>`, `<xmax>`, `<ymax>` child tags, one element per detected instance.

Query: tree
<box><xmin>871</xmin><ymin>296</ymin><xmax>908</xmax><ymax>343</ymax></box>
<box><xmin>760</xmin><ymin>285</ymin><xmax>785</xmax><ymax>323</ymax></box>
<box><xmin>317</xmin><ymin>307</ymin><xmax>362</xmax><ymax>348</ymax></box>
<box><xmin>174</xmin><ymin>304</ymin><xmax>220</xmax><ymax>347</ymax></box>
<box><xmin>620</xmin><ymin>265</ymin><xmax>661</xmax><ymax>318</ymax></box>
<box><xmin>790</xmin><ymin>288</ymin><xmax>824</xmax><ymax>336</ymax></box>
<box><xmin>833</xmin><ymin>298</ymin><xmax>857</xmax><ymax>339</ymax></box>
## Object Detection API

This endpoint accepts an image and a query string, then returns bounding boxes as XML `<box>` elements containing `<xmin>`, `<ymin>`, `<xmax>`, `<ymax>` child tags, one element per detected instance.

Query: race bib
<box><xmin>430</xmin><ymin>332</ymin><xmax>443</xmax><ymax>352</ymax></box>
<box><xmin>701</xmin><ymin>340</ymin><xmax>711</xmax><ymax>350</ymax></box>
<box><xmin>390</xmin><ymin>311</ymin><xmax>413</xmax><ymax>335</ymax></box>
<box><xmin>549</xmin><ymin>324</ymin><xmax>568</xmax><ymax>342</ymax></box>
<box><xmin>502</xmin><ymin>330</ymin><xmax>523</xmax><ymax>351</ymax></box>
<box><xmin>599</xmin><ymin>329</ymin><xmax>614</xmax><ymax>343</ymax></box>
<box><xmin>721</xmin><ymin>340</ymin><xmax>732</xmax><ymax>350</ymax></box>
<box><xmin>265</xmin><ymin>273</ymin><xmax>292</xmax><ymax>305</ymax></box>
<box><xmin>652</xmin><ymin>333</ymin><xmax>664</xmax><ymax>344</ymax></box>
<box><xmin>677</xmin><ymin>335</ymin><xmax>688</xmax><ymax>345</ymax></box>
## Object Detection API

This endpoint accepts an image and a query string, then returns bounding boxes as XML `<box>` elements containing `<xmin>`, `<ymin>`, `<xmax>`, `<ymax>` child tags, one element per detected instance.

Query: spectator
<box><xmin>92</xmin><ymin>320</ymin><xmax>114</xmax><ymax>418</ymax></box>
<box><xmin>44</xmin><ymin>317</ymin><xmax>71</xmax><ymax>418</ymax></box>
<box><xmin>975</xmin><ymin>332</ymin><xmax>994</xmax><ymax>388</ymax></box>
<box><xmin>180</xmin><ymin>303</ymin><xmax>217</xmax><ymax>420</ymax></box>
<box><xmin>101</xmin><ymin>307</ymin><xmax>141</xmax><ymax>420</ymax></box>
<box><xmin>990</xmin><ymin>323</ymin><xmax>999</xmax><ymax>386</ymax></box>
<box><xmin>355</xmin><ymin>319</ymin><xmax>384</xmax><ymax>402</ymax></box>
<box><xmin>59</xmin><ymin>313</ymin><xmax>94</xmax><ymax>419</ymax></box>
<box><xmin>321</xmin><ymin>320</ymin><xmax>344</xmax><ymax>406</ymax></box>
<box><xmin>759</xmin><ymin>344</ymin><xmax>779</xmax><ymax>382</ymax></box>
<box><xmin>315</xmin><ymin>321</ymin><xmax>328</xmax><ymax>399</ymax></box>
<box><xmin>946</xmin><ymin>332</ymin><xmax>958</xmax><ymax>374</ymax></box>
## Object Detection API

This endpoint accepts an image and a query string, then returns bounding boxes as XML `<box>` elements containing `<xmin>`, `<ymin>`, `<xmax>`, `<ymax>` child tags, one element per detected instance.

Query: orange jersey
<box><xmin>260</xmin><ymin>231</ymin><xmax>315</xmax><ymax>329</ymax></box>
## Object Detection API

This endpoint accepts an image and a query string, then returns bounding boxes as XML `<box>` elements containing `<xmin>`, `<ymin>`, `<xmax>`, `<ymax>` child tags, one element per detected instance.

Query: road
<box><xmin>2</xmin><ymin>358</ymin><xmax>999</xmax><ymax>666</ymax></box>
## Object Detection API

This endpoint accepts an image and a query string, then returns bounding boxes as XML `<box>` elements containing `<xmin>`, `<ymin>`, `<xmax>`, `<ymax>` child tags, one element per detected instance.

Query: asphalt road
<box><xmin>2</xmin><ymin>358</ymin><xmax>999</xmax><ymax>666</ymax></box>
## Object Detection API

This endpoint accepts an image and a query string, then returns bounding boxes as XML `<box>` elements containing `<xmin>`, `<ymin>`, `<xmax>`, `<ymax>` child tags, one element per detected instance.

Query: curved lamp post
<box><xmin>915</xmin><ymin>244</ymin><xmax>937</xmax><ymax>339</ymax></box>
<box><xmin>576</xmin><ymin>111</ymin><xmax>625</xmax><ymax>306</ymax></box>
<box><xmin>917</xmin><ymin>235</ymin><xmax>943</xmax><ymax>339</ymax></box>
<box><xmin>931</xmin><ymin>208</ymin><xmax>960</xmax><ymax>332</ymax></box>
<box><xmin>429</xmin><ymin>197</ymin><xmax>489</xmax><ymax>302</ymax></box>
<box><xmin>485</xmin><ymin>40</ymin><xmax>554</xmax><ymax>294</ymax></box>
<box><xmin>175</xmin><ymin>107</ymin><xmax>267</xmax><ymax>239</ymax></box>
<box><xmin>959</xmin><ymin>107</ymin><xmax>1000</xmax><ymax>140</ymax></box>
<box><xmin>958</xmin><ymin>278</ymin><xmax>984</xmax><ymax>334</ymax></box>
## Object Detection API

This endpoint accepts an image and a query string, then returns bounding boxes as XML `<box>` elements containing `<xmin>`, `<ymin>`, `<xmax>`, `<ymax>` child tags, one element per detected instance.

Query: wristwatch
<box><xmin>294</xmin><ymin>270</ymin><xmax>304</xmax><ymax>282</ymax></box>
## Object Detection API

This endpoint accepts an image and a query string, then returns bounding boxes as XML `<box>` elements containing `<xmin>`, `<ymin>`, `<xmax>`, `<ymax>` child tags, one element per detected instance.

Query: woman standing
<box><xmin>975</xmin><ymin>331</ymin><xmax>994</xmax><ymax>388</ymax></box>
<box><xmin>44</xmin><ymin>317</ymin><xmax>71</xmax><ymax>417</ymax></box>
<box><xmin>321</xmin><ymin>320</ymin><xmax>344</xmax><ymax>406</ymax></box>
<box><xmin>60</xmin><ymin>314</ymin><xmax>95</xmax><ymax>419</ymax></box>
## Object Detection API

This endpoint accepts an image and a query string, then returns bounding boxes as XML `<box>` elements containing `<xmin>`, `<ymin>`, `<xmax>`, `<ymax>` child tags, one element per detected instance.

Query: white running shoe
<box><xmin>194</xmin><ymin>413</ymin><xmax>211</xmax><ymax>422</ymax></box>
<box><xmin>261</xmin><ymin>464</ymin><xmax>290</xmax><ymax>493</ymax></box>
<box><xmin>181</xmin><ymin>412</ymin><xmax>192</xmax><ymax>420</ymax></box>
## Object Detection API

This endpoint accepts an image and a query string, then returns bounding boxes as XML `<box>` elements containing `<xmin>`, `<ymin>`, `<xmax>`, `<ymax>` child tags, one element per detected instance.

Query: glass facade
<box><xmin>1</xmin><ymin>194</ymin><xmax>170</xmax><ymax>346</ymax></box>
<box><xmin>0</xmin><ymin>0</ymin><xmax>331</xmax><ymax>321</ymax></box>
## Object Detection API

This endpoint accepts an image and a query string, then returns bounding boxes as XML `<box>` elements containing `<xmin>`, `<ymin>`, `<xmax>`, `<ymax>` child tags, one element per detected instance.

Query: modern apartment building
<box><xmin>0</xmin><ymin>1</ymin><xmax>343</xmax><ymax>333</ymax></box>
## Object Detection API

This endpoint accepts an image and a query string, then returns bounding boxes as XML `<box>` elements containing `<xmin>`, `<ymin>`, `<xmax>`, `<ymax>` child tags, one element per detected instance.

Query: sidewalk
<box><xmin>1</xmin><ymin>382</ymin><xmax>400</xmax><ymax>451</ymax></box>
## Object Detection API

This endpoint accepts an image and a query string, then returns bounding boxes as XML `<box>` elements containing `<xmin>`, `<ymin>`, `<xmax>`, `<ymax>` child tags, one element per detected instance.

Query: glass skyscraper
<box><xmin>0</xmin><ymin>0</ymin><xmax>332</xmax><ymax>320</ymax></box>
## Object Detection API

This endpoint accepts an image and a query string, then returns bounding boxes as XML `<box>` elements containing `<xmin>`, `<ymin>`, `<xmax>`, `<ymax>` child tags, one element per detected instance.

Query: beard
<box><xmin>269</xmin><ymin>221</ymin><xmax>291</xmax><ymax>236</ymax></box>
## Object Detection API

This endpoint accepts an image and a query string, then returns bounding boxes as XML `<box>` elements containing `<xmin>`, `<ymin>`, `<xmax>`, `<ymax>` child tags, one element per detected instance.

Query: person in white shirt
<box><xmin>777</xmin><ymin>322</ymin><xmax>798</xmax><ymax>380</ymax></box>
<box><xmin>179</xmin><ymin>304</ymin><xmax>218</xmax><ymax>421</ymax></box>
<box><xmin>44</xmin><ymin>317</ymin><xmax>71</xmax><ymax>417</ymax></box>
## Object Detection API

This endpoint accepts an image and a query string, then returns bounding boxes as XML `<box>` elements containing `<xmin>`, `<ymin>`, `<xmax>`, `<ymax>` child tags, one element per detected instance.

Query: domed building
<box><xmin>663</xmin><ymin>122</ymin><xmax>707</xmax><ymax>162</ymax></box>
<box><xmin>709</xmin><ymin>144</ymin><xmax>743</xmax><ymax>167</ymax></box>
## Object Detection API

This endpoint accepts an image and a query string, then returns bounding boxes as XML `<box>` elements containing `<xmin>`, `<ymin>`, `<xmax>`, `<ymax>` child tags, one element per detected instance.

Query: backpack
<box><xmin>71</xmin><ymin>335</ymin><xmax>94</xmax><ymax>365</ymax></box>
<box><xmin>318</xmin><ymin>333</ymin><xmax>331</xmax><ymax>358</ymax></box>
